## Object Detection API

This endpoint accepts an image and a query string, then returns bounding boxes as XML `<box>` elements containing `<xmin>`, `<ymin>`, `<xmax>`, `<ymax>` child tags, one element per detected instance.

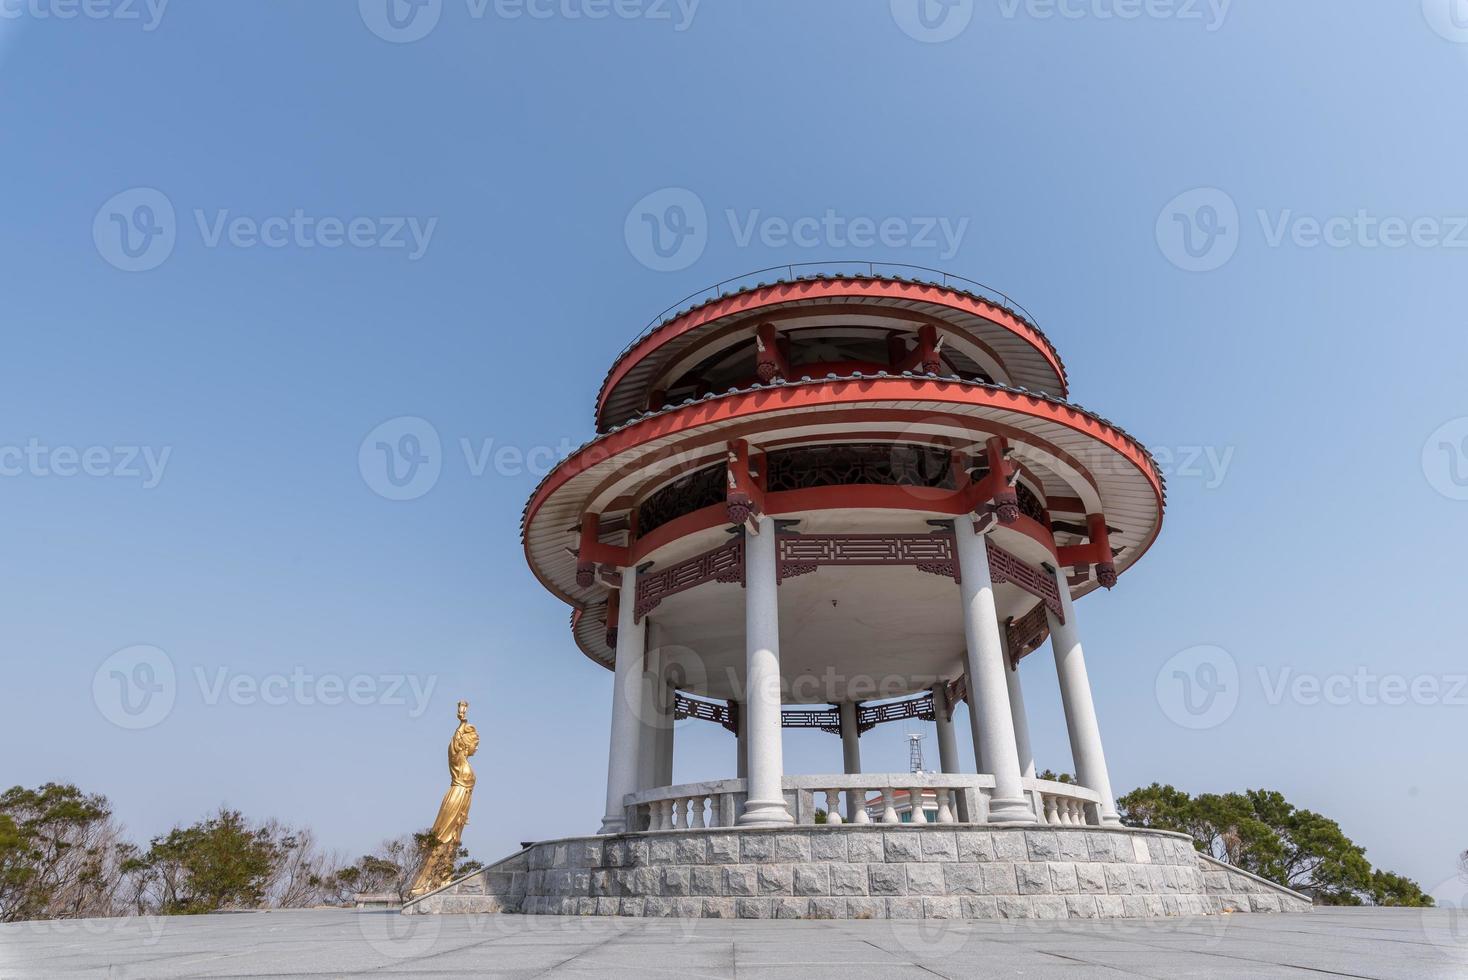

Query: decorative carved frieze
<box><xmin>634</xmin><ymin>535</ymin><xmax>745</xmax><ymax>622</ymax></box>
<box><xmin>985</xmin><ymin>539</ymin><xmax>1064</xmax><ymax>621</ymax></box>
<box><xmin>674</xmin><ymin>693</ymin><xmax>738</xmax><ymax>733</ymax></box>
<box><xmin>1006</xmin><ymin>602</ymin><xmax>1051</xmax><ymax>666</ymax></box>
<box><xmin>857</xmin><ymin>694</ymin><xmax>935</xmax><ymax>733</ymax></box>
<box><xmin>673</xmin><ymin>691</ymin><xmax>937</xmax><ymax>736</ymax></box>
<box><xmin>776</xmin><ymin>533</ymin><xmax>960</xmax><ymax>584</ymax></box>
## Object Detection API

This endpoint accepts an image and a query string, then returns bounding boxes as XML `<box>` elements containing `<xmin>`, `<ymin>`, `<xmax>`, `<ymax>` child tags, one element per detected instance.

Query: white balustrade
<box><xmin>625</xmin><ymin>772</ymin><xmax>1114</xmax><ymax>830</ymax></box>
<box><xmin>1023</xmin><ymin>777</ymin><xmax>1102</xmax><ymax>828</ymax></box>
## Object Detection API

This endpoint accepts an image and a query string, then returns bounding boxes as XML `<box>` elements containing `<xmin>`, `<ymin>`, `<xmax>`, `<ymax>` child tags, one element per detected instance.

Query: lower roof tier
<box><xmin>523</xmin><ymin>373</ymin><xmax>1165</xmax><ymax>672</ymax></box>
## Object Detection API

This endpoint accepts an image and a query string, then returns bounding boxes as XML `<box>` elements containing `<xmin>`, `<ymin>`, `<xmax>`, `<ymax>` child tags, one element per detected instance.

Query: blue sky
<box><xmin>2</xmin><ymin>1</ymin><xmax>1466</xmax><ymax>899</ymax></box>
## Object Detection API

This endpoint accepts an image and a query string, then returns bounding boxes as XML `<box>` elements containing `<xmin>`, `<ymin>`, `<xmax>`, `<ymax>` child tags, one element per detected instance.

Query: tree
<box><xmin>0</xmin><ymin>783</ymin><xmax>123</xmax><ymax>922</ymax></box>
<box><xmin>1118</xmin><ymin>784</ymin><xmax>1432</xmax><ymax>907</ymax></box>
<box><xmin>133</xmin><ymin>808</ymin><xmax>286</xmax><ymax>914</ymax></box>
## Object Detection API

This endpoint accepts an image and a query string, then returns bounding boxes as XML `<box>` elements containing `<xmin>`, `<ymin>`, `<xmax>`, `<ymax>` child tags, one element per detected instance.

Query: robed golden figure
<box><xmin>408</xmin><ymin>700</ymin><xmax>479</xmax><ymax>897</ymax></box>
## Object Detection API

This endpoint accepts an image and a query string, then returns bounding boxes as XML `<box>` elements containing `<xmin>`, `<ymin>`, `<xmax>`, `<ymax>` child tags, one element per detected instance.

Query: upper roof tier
<box><xmin>596</xmin><ymin>265</ymin><xmax>1068</xmax><ymax>434</ymax></box>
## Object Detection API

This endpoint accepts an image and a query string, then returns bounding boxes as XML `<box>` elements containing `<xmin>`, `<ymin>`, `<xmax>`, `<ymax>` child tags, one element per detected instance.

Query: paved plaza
<box><xmin>2</xmin><ymin>907</ymin><xmax>1465</xmax><ymax>979</ymax></box>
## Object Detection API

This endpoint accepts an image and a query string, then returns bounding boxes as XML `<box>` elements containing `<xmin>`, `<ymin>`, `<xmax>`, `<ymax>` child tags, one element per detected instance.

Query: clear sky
<box><xmin>2</xmin><ymin>1</ymin><xmax>1466</xmax><ymax>901</ymax></box>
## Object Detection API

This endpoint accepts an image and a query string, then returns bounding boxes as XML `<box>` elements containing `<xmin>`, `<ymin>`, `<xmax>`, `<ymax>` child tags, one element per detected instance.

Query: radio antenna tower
<box><xmin>907</xmin><ymin>732</ymin><xmax>926</xmax><ymax>774</ymax></box>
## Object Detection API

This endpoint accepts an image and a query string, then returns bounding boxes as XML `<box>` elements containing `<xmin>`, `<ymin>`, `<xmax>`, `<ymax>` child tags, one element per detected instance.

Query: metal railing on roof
<box><xmin>616</xmin><ymin>261</ymin><xmax>1041</xmax><ymax>362</ymax></box>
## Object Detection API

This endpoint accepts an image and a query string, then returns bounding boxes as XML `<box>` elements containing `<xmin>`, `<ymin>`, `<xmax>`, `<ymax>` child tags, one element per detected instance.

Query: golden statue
<box><xmin>408</xmin><ymin>700</ymin><xmax>479</xmax><ymax>897</ymax></box>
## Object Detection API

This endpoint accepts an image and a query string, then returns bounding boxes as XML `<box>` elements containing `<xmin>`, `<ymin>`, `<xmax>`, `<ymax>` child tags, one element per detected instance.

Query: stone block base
<box><xmin>404</xmin><ymin>827</ymin><xmax>1310</xmax><ymax>919</ymax></box>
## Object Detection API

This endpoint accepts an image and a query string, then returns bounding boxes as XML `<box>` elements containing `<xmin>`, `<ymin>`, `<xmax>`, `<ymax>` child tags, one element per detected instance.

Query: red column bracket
<box><xmin>754</xmin><ymin>322</ymin><xmax>789</xmax><ymax>383</ymax></box>
<box><xmin>604</xmin><ymin>591</ymin><xmax>619</xmax><ymax>649</ymax></box>
<box><xmin>726</xmin><ymin>439</ymin><xmax>766</xmax><ymax>527</ymax></box>
<box><xmin>1056</xmin><ymin>513</ymin><xmax>1117</xmax><ymax>589</ymax></box>
<box><xmin>574</xmin><ymin>512</ymin><xmax>630</xmax><ymax>587</ymax></box>
<box><xmin>964</xmin><ymin>437</ymin><xmax>1020</xmax><ymax>528</ymax></box>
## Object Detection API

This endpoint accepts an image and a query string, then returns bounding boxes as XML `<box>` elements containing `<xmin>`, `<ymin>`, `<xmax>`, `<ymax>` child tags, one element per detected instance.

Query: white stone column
<box><xmin>953</xmin><ymin>520</ymin><xmax>1035</xmax><ymax>825</ymax></box>
<box><xmin>648</xmin><ymin>632</ymin><xmax>675</xmax><ymax>789</ymax></box>
<box><xmin>637</xmin><ymin>642</ymin><xmax>661</xmax><ymax>793</ymax></box>
<box><xmin>738</xmin><ymin>518</ymin><xmax>794</xmax><ymax>826</ymax></box>
<box><xmin>931</xmin><ymin>682</ymin><xmax>961</xmax><ymax>775</ymax></box>
<box><xmin>838</xmin><ymin>700</ymin><xmax>862</xmax><ymax>822</ymax></box>
<box><xmin>735</xmin><ymin>701</ymin><xmax>748</xmax><ymax>779</ymax></box>
<box><xmin>1045</xmin><ymin>568</ymin><xmax>1121</xmax><ymax>825</ymax></box>
<box><xmin>599</xmin><ymin>568</ymin><xmax>646</xmax><ymax>834</ymax></box>
<box><xmin>1000</xmin><ymin>632</ymin><xmax>1037</xmax><ymax>779</ymax></box>
<box><xmin>839</xmin><ymin>701</ymin><xmax>861</xmax><ymax>774</ymax></box>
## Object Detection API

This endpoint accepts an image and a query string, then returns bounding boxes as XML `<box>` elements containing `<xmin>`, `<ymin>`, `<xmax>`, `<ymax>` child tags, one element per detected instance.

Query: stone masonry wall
<box><xmin>406</xmin><ymin>826</ymin><xmax>1311</xmax><ymax>920</ymax></box>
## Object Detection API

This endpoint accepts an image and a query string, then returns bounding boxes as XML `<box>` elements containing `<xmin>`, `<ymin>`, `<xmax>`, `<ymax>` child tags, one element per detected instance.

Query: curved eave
<box><xmin>595</xmin><ymin>276</ymin><xmax>1069</xmax><ymax>432</ymax></box>
<box><xmin>524</xmin><ymin>373</ymin><xmax>1165</xmax><ymax>622</ymax></box>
